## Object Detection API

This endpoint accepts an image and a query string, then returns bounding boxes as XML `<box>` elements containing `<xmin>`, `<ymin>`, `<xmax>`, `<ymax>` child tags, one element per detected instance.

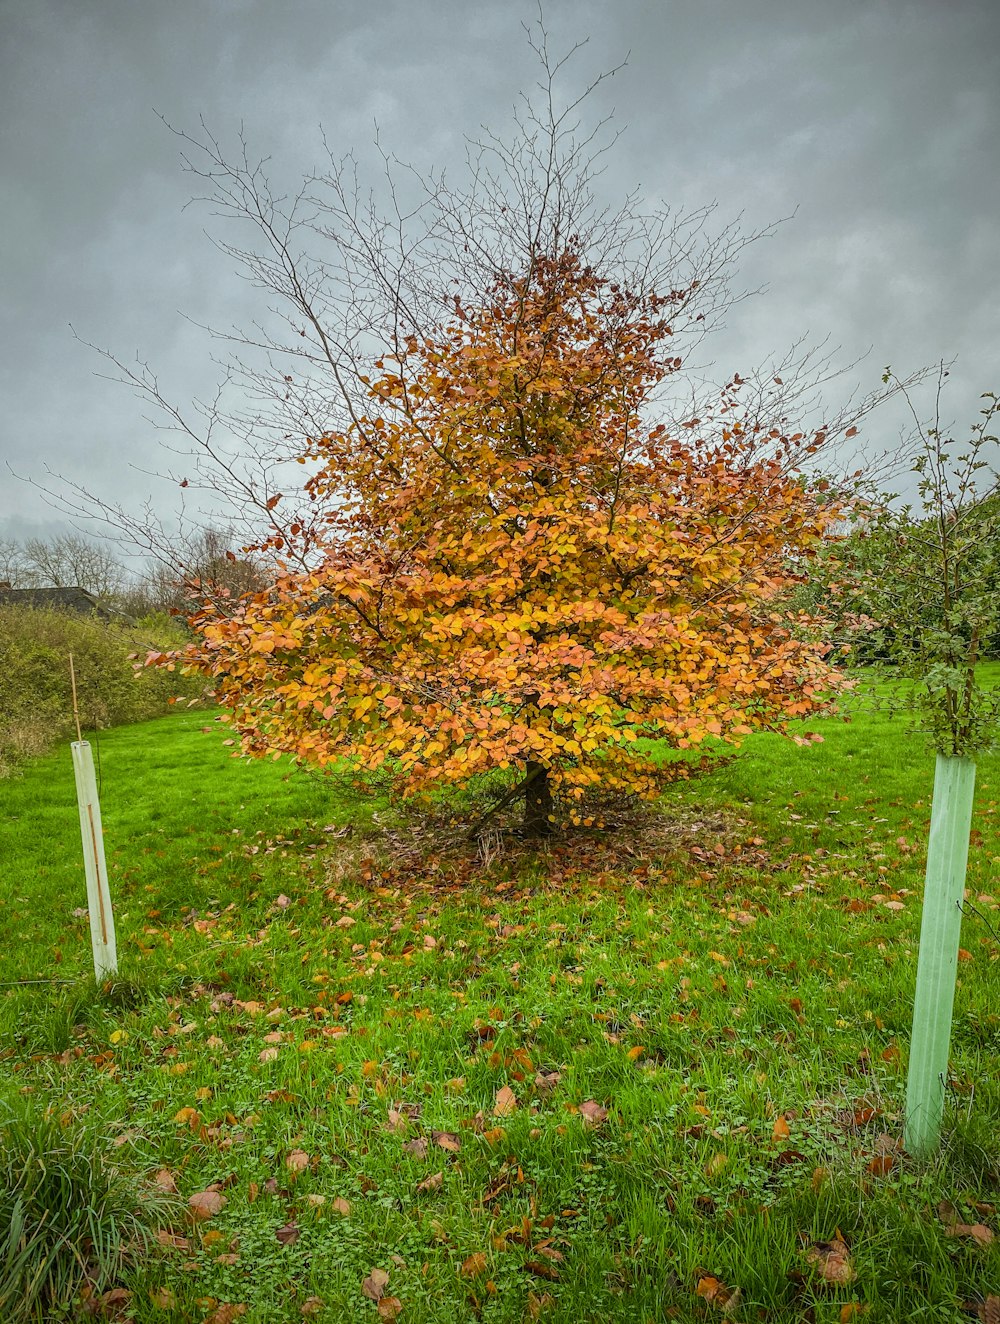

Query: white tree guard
<box><xmin>71</xmin><ymin>740</ymin><xmax>118</xmax><ymax>979</ymax></box>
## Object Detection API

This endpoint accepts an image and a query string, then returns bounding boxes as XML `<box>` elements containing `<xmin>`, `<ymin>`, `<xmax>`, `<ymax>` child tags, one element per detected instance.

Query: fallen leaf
<box><xmin>155</xmin><ymin>1229</ymin><xmax>190</xmax><ymax>1251</ymax></box>
<box><xmin>866</xmin><ymin>1154</ymin><xmax>895</xmax><ymax>1176</ymax></box>
<box><xmin>206</xmin><ymin>1306</ymin><xmax>247</xmax><ymax>1324</ymax></box>
<box><xmin>153</xmin><ymin>1168</ymin><xmax>178</xmax><ymax>1193</ymax></box>
<box><xmin>534</xmin><ymin>1070</ymin><xmax>562</xmax><ymax>1095</ymax></box>
<box><xmin>377</xmin><ymin>1298</ymin><xmax>403</xmax><ymax>1321</ymax></box>
<box><xmin>494</xmin><ymin>1085</ymin><xmax>518</xmax><ymax>1116</ymax></box>
<box><xmin>275</xmin><ymin>1222</ymin><xmax>300</xmax><ymax>1245</ymax></box>
<box><xmin>432</xmin><ymin>1130</ymin><xmax>461</xmax><ymax>1153</ymax></box>
<box><xmin>275</xmin><ymin>894</ymin><xmax>291</xmax><ymax>909</ymax></box>
<box><xmin>806</xmin><ymin>1238</ymin><xmax>856</xmax><ymax>1284</ymax></box>
<box><xmin>945</xmin><ymin>1222</ymin><xmax>994</xmax><ymax>1247</ymax></box>
<box><xmin>416</xmin><ymin>1171</ymin><xmax>444</xmax><ymax>1194</ymax></box>
<box><xmin>150</xmin><ymin>1287</ymin><xmax>177</xmax><ymax>1309</ymax></box>
<box><xmin>579</xmin><ymin>1100</ymin><xmax>608</xmax><ymax>1128</ymax></box>
<box><xmin>300</xmin><ymin>1299</ymin><xmax>325</xmax><ymax>1318</ymax></box>
<box><xmin>330</xmin><ymin>1197</ymin><xmax>352</xmax><ymax>1216</ymax></box>
<box><xmin>285</xmin><ymin>1148</ymin><xmax>310</xmax><ymax>1173</ymax></box>
<box><xmin>978</xmin><ymin>1297</ymin><xmax>1000</xmax><ymax>1324</ymax></box>
<box><xmin>772</xmin><ymin>1115</ymin><xmax>790</xmax><ymax>1141</ymax></box>
<box><xmin>403</xmin><ymin>1137</ymin><xmax>429</xmax><ymax>1159</ymax></box>
<box><xmin>461</xmin><ymin>1252</ymin><xmax>488</xmax><ymax>1279</ymax></box>
<box><xmin>363</xmin><ymin>1268</ymin><xmax>390</xmax><ymax>1301</ymax></box>
<box><xmin>696</xmin><ymin>1277</ymin><xmax>741</xmax><ymax>1311</ymax></box>
<box><xmin>258</xmin><ymin>1047</ymin><xmax>279</xmax><ymax>1063</ymax></box>
<box><xmin>188</xmin><ymin>1190</ymin><xmax>226</xmax><ymax>1221</ymax></box>
<box><xmin>524</xmin><ymin>1260</ymin><xmax>560</xmax><ymax>1281</ymax></box>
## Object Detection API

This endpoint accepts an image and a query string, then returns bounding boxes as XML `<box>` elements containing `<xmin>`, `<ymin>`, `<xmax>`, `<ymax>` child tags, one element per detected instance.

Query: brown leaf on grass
<box><xmin>363</xmin><ymin>1268</ymin><xmax>390</xmax><ymax>1300</ymax></box>
<box><xmin>432</xmin><ymin>1130</ymin><xmax>462</xmax><ymax>1153</ymax></box>
<box><xmin>330</xmin><ymin>1196</ymin><xmax>352</xmax><ymax>1216</ymax></box>
<box><xmin>772</xmin><ymin>1115</ymin><xmax>790</xmax><ymax>1142</ymax></box>
<box><xmin>579</xmin><ymin>1100</ymin><xmax>608</xmax><ymax>1128</ymax></box>
<box><xmin>938</xmin><ymin>1199</ymin><xmax>959</xmax><ymax>1225</ymax></box>
<box><xmin>153</xmin><ymin>1168</ymin><xmax>178</xmax><ymax>1193</ymax></box>
<box><xmin>386</xmin><ymin>1109</ymin><xmax>410</xmax><ymax>1134</ymax></box>
<box><xmin>493</xmin><ymin>1085</ymin><xmax>518</xmax><ymax>1116</ymax></box>
<box><xmin>524</xmin><ymin>1260</ymin><xmax>560</xmax><ymax>1281</ymax></box>
<box><xmin>285</xmin><ymin>1148</ymin><xmax>310</xmax><ymax>1173</ymax></box>
<box><xmin>695</xmin><ymin>1276</ymin><xmax>741</xmax><ymax>1311</ymax></box>
<box><xmin>150</xmin><ymin>1287</ymin><xmax>177</xmax><ymax>1309</ymax></box>
<box><xmin>944</xmin><ymin>1222</ymin><xmax>994</xmax><ymax>1247</ymax></box>
<box><xmin>206</xmin><ymin>1306</ymin><xmax>247</xmax><ymax>1324</ymax></box>
<box><xmin>98</xmin><ymin>1287</ymin><xmax>131</xmax><ymax>1315</ymax></box>
<box><xmin>866</xmin><ymin>1152</ymin><xmax>895</xmax><ymax>1176</ymax></box>
<box><xmin>403</xmin><ymin>1137</ymin><xmax>429</xmax><ymax>1159</ymax></box>
<box><xmin>275</xmin><ymin>1222</ymin><xmax>300</xmax><ymax>1245</ymax></box>
<box><xmin>534</xmin><ymin>1070</ymin><xmax>562</xmax><ymax>1095</ymax></box>
<box><xmin>300</xmin><ymin>1299</ymin><xmax>325</xmax><ymax>1318</ymax></box>
<box><xmin>258</xmin><ymin>1047</ymin><xmax>279</xmax><ymax>1063</ymax></box>
<box><xmin>155</xmin><ymin>1229</ymin><xmax>190</xmax><ymax>1251</ymax></box>
<box><xmin>460</xmin><ymin>1252</ymin><xmax>488</xmax><ymax>1279</ymax></box>
<box><xmin>188</xmin><ymin>1190</ymin><xmax>226</xmax><ymax>1221</ymax></box>
<box><xmin>416</xmin><ymin>1171</ymin><xmax>444</xmax><ymax>1194</ymax></box>
<box><xmin>806</xmin><ymin>1237</ymin><xmax>857</xmax><ymax>1284</ymax></box>
<box><xmin>377</xmin><ymin>1297</ymin><xmax>403</xmax><ymax>1320</ymax></box>
<box><xmin>978</xmin><ymin>1297</ymin><xmax>1000</xmax><ymax>1324</ymax></box>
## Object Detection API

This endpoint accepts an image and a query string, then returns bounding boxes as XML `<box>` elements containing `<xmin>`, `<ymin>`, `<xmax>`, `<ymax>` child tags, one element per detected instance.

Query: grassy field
<box><xmin>3</xmin><ymin>684</ymin><xmax>1000</xmax><ymax>1322</ymax></box>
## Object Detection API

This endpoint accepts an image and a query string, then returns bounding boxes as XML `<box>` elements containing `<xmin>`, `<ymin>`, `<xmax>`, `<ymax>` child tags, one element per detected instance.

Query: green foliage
<box><xmin>833</xmin><ymin>381</ymin><xmax>1000</xmax><ymax>756</ymax></box>
<box><xmin>0</xmin><ymin>604</ymin><xmax>203</xmax><ymax>776</ymax></box>
<box><xmin>0</xmin><ymin>1095</ymin><xmax>177</xmax><ymax>1321</ymax></box>
<box><xmin>4</xmin><ymin>702</ymin><xmax>1000</xmax><ymax>1319</ymax></box>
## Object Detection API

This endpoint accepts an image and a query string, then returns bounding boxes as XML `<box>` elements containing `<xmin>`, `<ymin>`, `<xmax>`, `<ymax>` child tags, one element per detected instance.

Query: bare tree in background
<box><xmin>18</xmin><ymin>534</ymin><xmax>126</xmax><ymax>598</ymax></box>
<box><xmin>36</xmin><ymin>14</ymin><xmax>925</xmax><ymax>581</ymax></box>
<box><xmin>0</xmin><ymin>538</ymin><xmax>29</xmax><ymax>588</ymax></box>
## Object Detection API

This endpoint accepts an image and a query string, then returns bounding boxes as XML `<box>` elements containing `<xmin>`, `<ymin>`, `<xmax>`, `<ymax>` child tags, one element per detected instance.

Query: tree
<box><xmin>0</xmin><ymin>538</ymin><xmax>29</xmax><ymax>588</ymax></box>
<box><xmin>854</xmin><ymin>371</ymin><xmax>1000</xmax><ymax>1156</ymax></box>
<box><xmin>159</xmin><ymin>247</ymin><xmax>864</xmax><ymax>833</ymax></box>
<box><xmin>19</xmin><ymin>534</ymin><xmax>126</xmax><ymax>599</ymax></box>
<box><xmin>52</xmin><ymin>21</ymin><xmax>921</xmax><ymax>830</ymax></box>
<box><xmin>121</xmin><ymin>527</ymin><xmax>268</xmax><ymax>619</ymax></box>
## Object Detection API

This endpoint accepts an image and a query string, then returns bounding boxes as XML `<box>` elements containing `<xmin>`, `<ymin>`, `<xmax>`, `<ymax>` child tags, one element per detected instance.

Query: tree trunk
<box><xmin>523</xmin><ymin>762</ymin><xmax>553</xmax><ymax>837</ymax></box>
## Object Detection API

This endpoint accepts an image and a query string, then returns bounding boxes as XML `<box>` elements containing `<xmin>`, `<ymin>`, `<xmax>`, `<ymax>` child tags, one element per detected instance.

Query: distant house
<box><xmin>0</xmin><ymin>585</ymin><xmax>114</xmax><ymax>620</ymax></box>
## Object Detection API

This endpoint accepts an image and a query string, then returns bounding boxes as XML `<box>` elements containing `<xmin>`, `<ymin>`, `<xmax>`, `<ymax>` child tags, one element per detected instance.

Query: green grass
<box><xmin>3</xmin><ymin>688</ymin><xmax>1000</xmax><ymax>1322</ymax></box>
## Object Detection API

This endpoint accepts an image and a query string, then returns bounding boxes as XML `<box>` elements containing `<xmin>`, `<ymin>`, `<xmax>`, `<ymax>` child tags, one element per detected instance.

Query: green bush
<box><xmin>0</xmin><ymin>605</ymin><xmax>202</xmax><ymax>776</ymax></box>
<box><xmin>0</xmin><ymin>1095</ymin><xmax>178</xmax><ymax>1321</ymax></box>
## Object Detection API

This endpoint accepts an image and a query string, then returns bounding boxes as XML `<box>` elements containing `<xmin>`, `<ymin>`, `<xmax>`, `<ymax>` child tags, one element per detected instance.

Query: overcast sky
<box><xmin>2</xmin><ymin>0</ymin><xmax>998</xmax><ymax>551</ymax></box>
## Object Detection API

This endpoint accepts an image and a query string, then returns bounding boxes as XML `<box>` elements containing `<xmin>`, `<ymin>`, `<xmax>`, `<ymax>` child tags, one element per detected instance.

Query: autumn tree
<box><xmin>52</xmin><ymin>22</ymin><xmax>921</xmax><ymax>832</ymax></box>
<box><xmin>156</xmin><ymin>245</ymin><xmax>872</xmax><ymax>834</ymax></box>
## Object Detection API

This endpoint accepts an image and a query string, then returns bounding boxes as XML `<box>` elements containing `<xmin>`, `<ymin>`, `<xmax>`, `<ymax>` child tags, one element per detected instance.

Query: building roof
<box><xmin>0</xmin><ymin>586</ymin><xmax>114</xmax><ymax>619</ymax></box>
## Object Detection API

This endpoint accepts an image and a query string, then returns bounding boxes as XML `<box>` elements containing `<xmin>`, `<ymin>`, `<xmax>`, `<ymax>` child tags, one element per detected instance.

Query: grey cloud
<box><xmin>1</xmin><ymin>0</ymin><xmax>998</xmax><ymax>538</ymax></box>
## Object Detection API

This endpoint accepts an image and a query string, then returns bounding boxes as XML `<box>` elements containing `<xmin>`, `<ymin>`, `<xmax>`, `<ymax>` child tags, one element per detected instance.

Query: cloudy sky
<box><xmin>2</xmin><ymin>0</ymin><xmax>998</xmax><ymax>550</ymax></box>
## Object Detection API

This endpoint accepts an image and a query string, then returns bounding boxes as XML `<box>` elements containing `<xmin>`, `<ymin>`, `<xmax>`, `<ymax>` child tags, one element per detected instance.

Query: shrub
<box><xmin>0</xmin><ymin>1095</ymin><xmax>177</xmax><ymax>1321</ymax></box>
<box><xmin>0</xmin><ymin>604</ymin><xmax>203</xmax><ymax>775</ymax></box>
